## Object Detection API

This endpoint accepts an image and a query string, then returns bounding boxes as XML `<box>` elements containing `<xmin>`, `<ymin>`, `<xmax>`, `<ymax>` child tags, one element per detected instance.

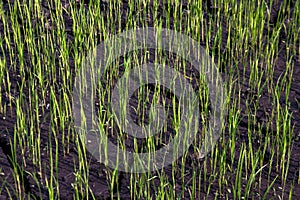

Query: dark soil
<box><xmin>0</xmin><ymin>0</ymin><xmax>299</xmax><ymax>199</ymax></box>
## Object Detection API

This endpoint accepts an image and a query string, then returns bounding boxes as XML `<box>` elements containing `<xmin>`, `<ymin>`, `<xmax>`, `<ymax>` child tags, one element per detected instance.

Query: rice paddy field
<box><xmin>0</xmin><ymin>0</ymin><xmax>299</xmax><ymax>199</ymax></box>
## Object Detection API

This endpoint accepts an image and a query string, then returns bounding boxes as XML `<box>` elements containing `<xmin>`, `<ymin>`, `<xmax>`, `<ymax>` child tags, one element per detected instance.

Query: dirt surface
<box><xmin>0</xmin><ymin>0</ymin><xmax>299</xmax><ymax>199</ymax></box>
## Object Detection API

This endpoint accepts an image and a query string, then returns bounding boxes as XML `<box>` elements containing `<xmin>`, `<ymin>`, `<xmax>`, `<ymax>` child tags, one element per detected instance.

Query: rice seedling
<box><xmin>0</xmin><ymin>0</ymin><xmax>299</xmax><ymax>199</ymax></box>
